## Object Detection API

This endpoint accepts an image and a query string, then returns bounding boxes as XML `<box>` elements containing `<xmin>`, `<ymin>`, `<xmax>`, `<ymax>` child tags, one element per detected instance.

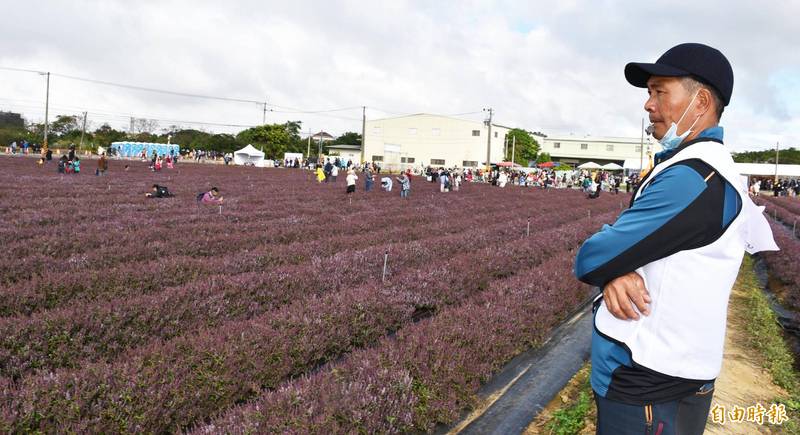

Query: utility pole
<box><xmin>317</xmin><ymin>133</ymin><xmax>323</xmax><ymax>163</ymax></box>
<box><xmin>262</xmin><ymin>97</ymin><xmax>268</xmax><ymax>125</ymax></box>
<box><xmin>775</xmin><ymin>141</ymin><xmax>780</xmax><ymax>184</ymax></box>
<box><xmin>42</xmin><ymin>72</ymin><xmax>50</xmax><ymax>153</ymax></box>
<box><xmin>361</xmin><ymin>106</ymin><xmax>366</xmax><ymax>164</ymax></box>
<box><xmin>511</xmin><ymin>135</ymin><xmax>516</xmax><ymax>166</ymax></box>
<box><xmin>639</xmin><ymin>118</ymin><xmax>644</xmax><ymax>173</ymax></box>
<box><xmin>484</xmin><ymin>108</ymin><xmax>493</xmax><ymax>171</ymax></box>
<box><xmin>78</xmin><ymin>111</ymin><xmax>87</xmax><ymax>149</ymax></box>
<box><xmin>306</xmin><ymin>128</ymin><xmax>311</xmax><ymax>160</ymax></box>
<box><xmin>504</xmin><ymin>135</ymin><xmax>509</xmax><ymax>160</ymax></box>
<box><xmin>130</xmin><ymin>116</ymin><xmax>135</xmax><ymax>135</ymax></box>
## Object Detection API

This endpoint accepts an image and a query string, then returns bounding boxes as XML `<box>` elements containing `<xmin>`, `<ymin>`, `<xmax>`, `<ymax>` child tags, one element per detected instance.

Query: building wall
<box><xmin>540</xmin><ymin>135</ymin><xmax>662</xmax><ymax>165</ymax></box>
<box><xmin>326</xmin><ymin>147</ymin><xmax>360</xmax><ymax>163</ymax></box>
<box><xmin>363</xmin><ymin>114</ymin><xmax>509</xmax><ymax>169</ymax></box>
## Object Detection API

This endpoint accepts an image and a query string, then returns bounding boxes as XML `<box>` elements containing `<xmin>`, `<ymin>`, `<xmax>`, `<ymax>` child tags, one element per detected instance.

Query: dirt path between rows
<box><xmin>704</xmin><ymin>280</ymin><xmax>788</xmax><ymax>434</ymax></box>
<box><xmin>525</xmin><ymin>264</ymin><xmax>790</xmax><ymax>434</ymax></box>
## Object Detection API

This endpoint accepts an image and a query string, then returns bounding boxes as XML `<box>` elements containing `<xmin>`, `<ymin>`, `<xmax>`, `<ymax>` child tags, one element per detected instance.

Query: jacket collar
<box><xmin>654</xmin><ymin>126</ymin><xmax>725</xmax><ymax>166</ymax></box>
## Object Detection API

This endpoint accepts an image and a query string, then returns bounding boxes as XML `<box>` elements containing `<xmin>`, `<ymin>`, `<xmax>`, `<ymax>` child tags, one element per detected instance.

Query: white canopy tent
<box><xmin>234</xmin><ymin>144</ymin><xmax>266</xmax><ymax>167</ymax></box>
<box><xmin>623</xmin><ymin>157</ymin><xmax>652</xmax><ymax>171</ymax></box>
<box><xmin>578</xmin><ymin>161</ymin><xmax>602</xmax><ymax>169</ymax></box>
<box><xmin>734</xmin><ymin>163</ymin><xmax>800</xmax><ymax>178</ymax></box>
<box><xmin>601</xmin><ymin>162</ymin><xmax>624</xmax><ymax>171</ymax></box>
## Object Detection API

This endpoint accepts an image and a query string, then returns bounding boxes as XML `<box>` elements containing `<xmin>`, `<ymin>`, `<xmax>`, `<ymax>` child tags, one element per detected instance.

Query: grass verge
<box><xmin>744</xmin><ymin>254</ymin><xmax>800</xmax><ymax>433</ymax></box>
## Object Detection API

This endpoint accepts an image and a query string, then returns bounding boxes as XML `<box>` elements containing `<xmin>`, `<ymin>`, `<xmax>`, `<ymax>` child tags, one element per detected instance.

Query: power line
<box><xmin>0</xmin><ymin>66</ymin><xmax>362</xmax><ymax>115</ymax></box>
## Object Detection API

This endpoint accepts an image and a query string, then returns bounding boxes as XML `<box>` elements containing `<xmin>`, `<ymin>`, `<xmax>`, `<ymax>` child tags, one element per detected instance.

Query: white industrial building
<box><xmin>539</xmin><ymin>134</ymin><xmax>663</xmax><ymax>170</ymax></box>
<box><xmin>326</xmin><ymin>144</ymin><xmax>361</xmax><ymax>163</ymax></box>
<box><xmin>362</xmin><ymin>114</ymin><xmax>511</xmax><ymax>170</ymax></box>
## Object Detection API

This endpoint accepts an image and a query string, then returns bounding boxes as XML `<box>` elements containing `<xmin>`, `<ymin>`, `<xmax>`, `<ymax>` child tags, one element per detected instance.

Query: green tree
<box><xmin>92</xmin><ymin>124</ymin><xmax>127</xmax><ymax>149</ymax></box>
<box><xmin>50</xmin><ymin>115</ymin><xmax>80</xmax><ymax>137</ymax></box>
<box><xmin>236</xmin><ymin>121</ymin><xmax>304</xmax><ymax>158</ymax></box>
<box><xmin>536</xmin><ymin>152</ymin><xmax>552</xmax><ymax>164</ymax></box>
<box><xmin>331</xmin><ymin>131</ymin><xmax>362</xmax><ymax>145</ymax></box>
<box><xmin>733</xmin><ymin>148</ymin><xmax>800</xmax><ymax>165</ymax></box>
<box><xmin>503</xmin><ymin>129</ymin><xmax>540</xmax><ymax>166</ymax></box>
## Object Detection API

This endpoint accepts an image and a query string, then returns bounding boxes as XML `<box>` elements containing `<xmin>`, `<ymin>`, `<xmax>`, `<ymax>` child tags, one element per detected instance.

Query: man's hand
<box><xmin>603</xmin><ymin>272</ymin><xmax>651</xmax><ymax>320</ymax></box>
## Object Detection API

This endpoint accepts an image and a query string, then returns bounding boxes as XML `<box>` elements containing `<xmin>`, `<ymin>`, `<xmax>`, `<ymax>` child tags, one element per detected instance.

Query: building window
<box><xmin>606</xmin><ymin>144</ymin><xmax>614</xmax><ymax>151</ymax></box>
<box><xmin>472</xmin><ymin>130</ymin><xmax>480</xmax><ymax>137</ymax></box>
<box><xmin>432</xmin><ymin>128</ymin><xmax>441</xmax><ymax>136</ymax></box>
<box><xmin>408</xmin><ymin>128</ymin><xmax>417</xmax><ymax>136</ymax></box>
<box><xmin>431</xmin><ymin>159</ymin><xmax>445</xmax><ymax>165</ymax></box>
<box><xmin>462</xmin><ymin>160</ymin><xmax>478</xmax><ymax>167</ymax></box>
<box><xmin>372</xmin><ymin>126</ymin><xmax>382</xmax><ymax>135</ymax></box>
<box><xmin>580</xmin><ymin>143</ymin><xmax>588</xmax><ymax>150</ymax></box>
<box><xmin>401</xmin><ymin>157</ymin><xmax>416</xmax><ymax>163</ymax></box>
<box><xmin>635</xmin><ymin>145</ymin><xmax>642</xmax><ymax>152</ymax></box>
<box><xmin>372</xmin><ymin>155</ymin><xmax>383</xmax><ymax>162</ymax></box>
<box><xmin>553</xmin><ymin>142</ymin><xmax>561</xmax><ymax>149</ymax></box>
<box><xmin>407</xmin><ymin>157</ymin><xmax>415</xmax><ymax>163</ymax></box>
<box><xmin>494</xmin><ymin>131</ymin><xmax>498</xmax><ymax>138</ymax></box>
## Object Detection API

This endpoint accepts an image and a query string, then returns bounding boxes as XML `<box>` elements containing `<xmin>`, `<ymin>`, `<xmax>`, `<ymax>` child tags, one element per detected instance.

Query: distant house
<box><xmin>310</xmin><ymin>131</ymin><xmax>335</xmax><ymax>142</ymax></box>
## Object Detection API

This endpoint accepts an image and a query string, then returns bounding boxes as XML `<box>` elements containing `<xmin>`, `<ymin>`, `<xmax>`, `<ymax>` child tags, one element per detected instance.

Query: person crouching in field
<box><xmin>198</xmin><ymin>187</ymin><xmax>224</xmax><ymax>204</ymax></box>
<box><xmin>346</xmin><ymin>169</ymin><xmax>358</xmax><ymax>194</ymax></box>
<box><xmin>316</xmin><ymin>166</ymin><xmax>325</xmax><ymax>183</ymax></box>
<box><xmin>146</xmin><ymin>184</ymin><xmax>173</xmax><ymax>198</ymax></box>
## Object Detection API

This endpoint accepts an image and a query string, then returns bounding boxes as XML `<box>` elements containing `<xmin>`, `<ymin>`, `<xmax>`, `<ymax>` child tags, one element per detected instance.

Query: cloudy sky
<box><xmin>1</xmin><ymin>0</ymin><xmax>798</xmax><ymax>151</ymax></box>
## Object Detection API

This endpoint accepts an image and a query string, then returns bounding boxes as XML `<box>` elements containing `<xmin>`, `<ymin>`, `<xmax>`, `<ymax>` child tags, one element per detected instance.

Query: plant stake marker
<box><xmin>382</xmin><ymin>251</ymin><xmax>388</xmax><ymax>282</ymax></box>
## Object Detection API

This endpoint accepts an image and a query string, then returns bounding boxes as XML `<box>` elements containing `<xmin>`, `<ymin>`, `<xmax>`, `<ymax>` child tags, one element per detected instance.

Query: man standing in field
<box><xmin>574</xmin><ymin>43</ymin><xmax>778</xmax><ymax>434</ymax></box>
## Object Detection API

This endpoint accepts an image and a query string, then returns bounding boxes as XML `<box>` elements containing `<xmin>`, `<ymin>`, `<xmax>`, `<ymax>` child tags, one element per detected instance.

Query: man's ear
<box><xmin>696</xmin><ymin>87</ymin><xmax>713</xmax><ymax>116</ymax></box>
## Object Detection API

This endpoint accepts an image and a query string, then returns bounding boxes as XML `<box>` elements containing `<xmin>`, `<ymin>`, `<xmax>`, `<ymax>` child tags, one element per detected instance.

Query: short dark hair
<box><xmin>681</xmin><ymin>76</ymin><xmax>724</xmax><ymax>120</ymax></box>
<box><xmin>211</xmin><ymin>187</ymin><xmax>219</xmax><ymax>193</ymax></box>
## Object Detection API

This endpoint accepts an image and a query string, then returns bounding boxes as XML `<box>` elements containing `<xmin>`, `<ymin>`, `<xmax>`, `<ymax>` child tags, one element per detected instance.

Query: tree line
<box><xmin>732</xmin><ymin>147</ymin><xmax>800</xmax><ymax>165</ymax></box>
<box><xmin>0</xmin><ymin>111</ymin><xmax>362</xmax><ymax>158</ymax></box>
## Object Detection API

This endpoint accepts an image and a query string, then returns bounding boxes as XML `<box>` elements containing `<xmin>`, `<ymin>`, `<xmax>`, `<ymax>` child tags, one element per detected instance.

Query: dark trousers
<box><xmin>594</xmin><ymin>385</ymin><xmax>714</xmax><ymax>435</ymax></box>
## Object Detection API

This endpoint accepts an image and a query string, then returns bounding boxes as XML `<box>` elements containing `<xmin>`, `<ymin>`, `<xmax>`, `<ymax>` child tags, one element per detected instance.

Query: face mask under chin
<box><xmin>652</xmin><ymin>92</ymin><xmax>702</xmax><ymax>151</ymax></box>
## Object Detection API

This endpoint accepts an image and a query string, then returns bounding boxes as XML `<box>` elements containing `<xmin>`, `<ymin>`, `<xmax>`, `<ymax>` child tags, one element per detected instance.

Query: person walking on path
<box><xmin>346</xmin><ymin>169</ymin><xmax>358</xmax><ymax>194</ymax></box>
<box><xmin>574</xmin><ymin>43</ymin><xmax>778</xmax><ymax>435</ymax></box>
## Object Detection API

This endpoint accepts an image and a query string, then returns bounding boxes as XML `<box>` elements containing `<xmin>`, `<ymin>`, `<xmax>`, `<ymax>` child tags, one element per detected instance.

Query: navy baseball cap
<box><xmin>625</xmin><ymin>43</ymin><xmax>733</xmax><ymax>106</ymax></box>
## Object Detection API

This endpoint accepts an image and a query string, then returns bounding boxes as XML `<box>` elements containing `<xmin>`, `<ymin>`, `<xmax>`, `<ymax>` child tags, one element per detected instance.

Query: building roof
<box><xmin>366</xmin><ymin>112</ymin><xmax>511</xmax><ymax>129</ymax></box>
<box><xmin>542</xmin><ymin>134</ymin><xmax>647</xmax><ymax>144</ymax></box>
<box><xmin>735</xmin><ymin>163</ymin><xmax>800</xmax><ymax>177</ymax></box>
<box><xmin>327</xmin><ymin>144</ymin><xmax>361</xmax><ymax>150</ymax></box>
<box><xmin>311</xmin><ymin>131</ymin><xmax>335</xmax><ymax>141</ymax></box>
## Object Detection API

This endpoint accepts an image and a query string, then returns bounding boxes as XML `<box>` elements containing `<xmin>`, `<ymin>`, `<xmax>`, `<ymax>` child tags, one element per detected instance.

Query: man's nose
<box><xmin>644</xmin><ymin>94</ymin><xmax>657</xmax><ymax>113</ymax></box>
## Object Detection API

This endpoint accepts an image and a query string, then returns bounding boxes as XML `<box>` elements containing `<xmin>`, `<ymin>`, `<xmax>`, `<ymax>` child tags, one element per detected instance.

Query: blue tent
<box><xmin>110</xmin><ymin>142</ymin><xmax>181</xmax><ymax>158</ymax></box>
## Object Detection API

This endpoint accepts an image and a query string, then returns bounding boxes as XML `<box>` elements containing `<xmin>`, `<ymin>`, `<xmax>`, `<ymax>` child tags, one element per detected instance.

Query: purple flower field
<box><xmin>757</xmin><ymin>196</ymin><xmax>800</xmax><ymax>313</ymax></box>
<box><xmin>0</xmin><ymin>156</ymin><xmax>624</xmax><ymax>433</ymax></box>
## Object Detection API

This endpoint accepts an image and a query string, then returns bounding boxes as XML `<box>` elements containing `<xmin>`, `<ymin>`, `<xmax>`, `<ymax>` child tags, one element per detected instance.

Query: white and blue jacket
<box><xmin>574</xmin><ymin>127</ymin><xmax>778</xmax><ymax>404</ymax></box>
